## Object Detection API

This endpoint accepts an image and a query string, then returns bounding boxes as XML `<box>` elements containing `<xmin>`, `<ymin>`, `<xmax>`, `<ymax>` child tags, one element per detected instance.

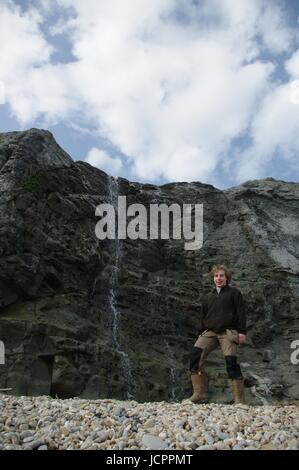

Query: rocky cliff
<box><xmin>0</xmin><ymin>128</ymin><xmax>298</xmax><ymax>404</ymax></box>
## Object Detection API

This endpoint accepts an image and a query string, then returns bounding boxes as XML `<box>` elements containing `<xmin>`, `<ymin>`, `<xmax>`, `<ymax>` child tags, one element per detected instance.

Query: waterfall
<box><xmin>107</xmin><ymin>176</ymin><xmax>133</xmax><ymax>399</ymax></box>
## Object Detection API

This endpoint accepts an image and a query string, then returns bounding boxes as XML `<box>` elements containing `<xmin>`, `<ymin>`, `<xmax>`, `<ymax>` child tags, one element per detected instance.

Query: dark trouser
<box><xmin>190</xmin><ymin>329</ymin><xmax>243</xmax><ymax>380</ymax></box>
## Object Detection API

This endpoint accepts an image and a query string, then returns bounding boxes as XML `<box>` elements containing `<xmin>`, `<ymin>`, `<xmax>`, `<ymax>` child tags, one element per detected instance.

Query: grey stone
<box><xmin>142</xmin><ymin>434</ymin><xmax>169</xmax><ymax>450</ymax></box>
<box><xmin>216</xmin><ymin>431</ymin><xmax>230</xmax><ymax>440</ymax></box>
<box><xmin>263</xmin><ymin>350</ymin><xmax>275</xmax><ymax>362</ymax></box>
<box><xmin>196</xmin><ymin>444</ymin><xmax>216</xmax><ymax>450</ymax></box>
<box><xmin>95</xmin><ymin>431</ymin><xmax>109</xmax><ymax>443</ymax></box>
<box><xmin>23</xmin><ymin>439</ymin><xmax>44</xmax><ymax>450</ymax></box>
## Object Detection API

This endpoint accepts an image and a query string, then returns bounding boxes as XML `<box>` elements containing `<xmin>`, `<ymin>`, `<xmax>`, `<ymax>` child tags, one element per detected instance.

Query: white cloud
<box><xmin>8</xmin><ymin>62</ymin><xmax>81</xmax><ymax>124</ymax></box>
<box><xmin>204</xmin><ymin>0</ymin><xmax>293</xmax><ymax>54</ymax></box>
<box><xmin>234</xmin><ymin>48</ymin><xmax>299</xmax><ymax>182</ymax></box>
<box><xmin>0</xmin><ymin>0</ymin><xmax>297</xmax><ymax>184</ymax></box>
<box><xmin>0</xmin><ymin>81</ymin><xmax>5</xmax><ymax>105</ymax></box>
<box><xmin>0</xmin><ymin>1</ymin><xmax>52</xmax><ymax>80</ymax></box>
<box><xmin>257</xmin><ymin>1</ymin><xmax>293</xmax><ymax>54</ymax></box>
<box><xmin>0</xmin><ymin>0</ymin><xmax>54</xmax><ymax>121</ymax></box>
<box><xmin>286</xmin><ymin>49</ymin><xmax>299</xmax><ymax>78</ymax></box>
<box><xmin>85</xmin><ymin>147</ymin><xmax>123</xmax><ymax>175</ymax></box>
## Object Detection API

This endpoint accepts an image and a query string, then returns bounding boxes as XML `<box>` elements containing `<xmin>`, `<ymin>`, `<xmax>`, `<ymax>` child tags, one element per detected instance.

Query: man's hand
<box><xmin>238</xmin><ymin>333</ymin><xmax>246</xmax><ymax>344</ymax></box>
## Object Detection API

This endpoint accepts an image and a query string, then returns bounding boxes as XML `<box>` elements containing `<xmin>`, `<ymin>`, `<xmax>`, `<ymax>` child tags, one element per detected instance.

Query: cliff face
<box><xmin>0</xmin><ymin>128</ymin><xmax>298</xmax><ymax>404</ymax></box>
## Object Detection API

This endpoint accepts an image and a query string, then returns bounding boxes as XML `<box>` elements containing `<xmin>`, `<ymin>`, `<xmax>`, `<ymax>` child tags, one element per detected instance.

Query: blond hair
<box><xmin>209</xmin><ymin>264</ymin><xmax>231</xmax><ymax>284</ymax></box>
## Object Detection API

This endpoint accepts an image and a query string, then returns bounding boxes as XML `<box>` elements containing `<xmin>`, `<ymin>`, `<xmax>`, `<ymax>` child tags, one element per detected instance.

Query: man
<box><xmin>188</xmin><ymin>264</ymin><xmax>247</xmax><ymax>404</ymax></box>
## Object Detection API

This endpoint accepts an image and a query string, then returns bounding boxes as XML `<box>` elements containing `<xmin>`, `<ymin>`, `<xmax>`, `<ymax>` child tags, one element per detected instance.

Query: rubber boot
<box><xmin>189</xmin><ymin>372</ymin><xmax>208</xmax><ymax>404</ymax></box>
<box><xmin>231</xmin><ymin>378</ymin><xmax>246</xmax><ymax>404</ymax></box>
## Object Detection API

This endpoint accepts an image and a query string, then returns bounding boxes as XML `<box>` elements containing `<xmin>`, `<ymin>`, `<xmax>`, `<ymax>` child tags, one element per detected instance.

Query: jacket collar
<box><xmin>212</xmin><ymin>284</ymin><xmax>230</xmax><ymax>294</ymax></box>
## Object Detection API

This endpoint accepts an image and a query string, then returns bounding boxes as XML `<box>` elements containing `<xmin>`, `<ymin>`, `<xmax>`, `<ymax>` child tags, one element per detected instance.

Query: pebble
<box><xmin>22</xmin><ymin>436</ymin><xmax>36</xmax><ymax>443</ymax></box>
<box><xmin>20</xmin><ymin>430</ymin><xmax>35</xmax><ymax>440</ymax></box>
<box><xmin>96</xmin><ymin>431</ymin><xmax>109</xmax><ymax>443</ymax></box>
<box><xmin>203</xmin><ymin>432</ymin><xmax>214</xmax><ymax>445</ymax></box>
<box><xmin>142</xmin><ymin>434</ymin><xmax>169</xmax><ymax>450</ymax></box>
<box><xmin>196</xmin><ymin>444</ymin><xmax>216</xmax><ymax>450</ymax></box>
<box><xmin>0</xmin><ymin>394</ymin><xmax>298</xmax><ymax>450</ymax></box>
<box><xmin>23</xmin><ymin>439</ymin><xmax>44</xmax><ymax>450</ymax></box>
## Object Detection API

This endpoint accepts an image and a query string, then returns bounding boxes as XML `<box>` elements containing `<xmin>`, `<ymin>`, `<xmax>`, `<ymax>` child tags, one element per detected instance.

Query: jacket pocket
<box><xmin>226</xmin><ymin>329</ymin><xmax>239</xmax><ymax>345</ymax></box>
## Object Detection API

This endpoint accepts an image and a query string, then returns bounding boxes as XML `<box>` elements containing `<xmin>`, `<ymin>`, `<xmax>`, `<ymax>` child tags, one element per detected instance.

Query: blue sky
<box><xmin>0</xmin><ymin>0</ymin><xmax>299</xmax><ymax>189</ymax></box>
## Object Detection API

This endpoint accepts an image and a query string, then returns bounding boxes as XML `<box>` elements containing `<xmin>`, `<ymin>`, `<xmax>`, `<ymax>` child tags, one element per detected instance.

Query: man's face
<box><xmin>214</xmin><ymin>270</ymin><xmax>227</xmax><ymax>288</ymax></box>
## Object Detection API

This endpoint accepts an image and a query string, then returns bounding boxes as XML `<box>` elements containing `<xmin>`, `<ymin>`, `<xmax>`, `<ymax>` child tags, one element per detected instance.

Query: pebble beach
<box><xmin>0</xmin><ymin>394</ymin><xmax>298</xmax><ymax>450</ymax></box>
